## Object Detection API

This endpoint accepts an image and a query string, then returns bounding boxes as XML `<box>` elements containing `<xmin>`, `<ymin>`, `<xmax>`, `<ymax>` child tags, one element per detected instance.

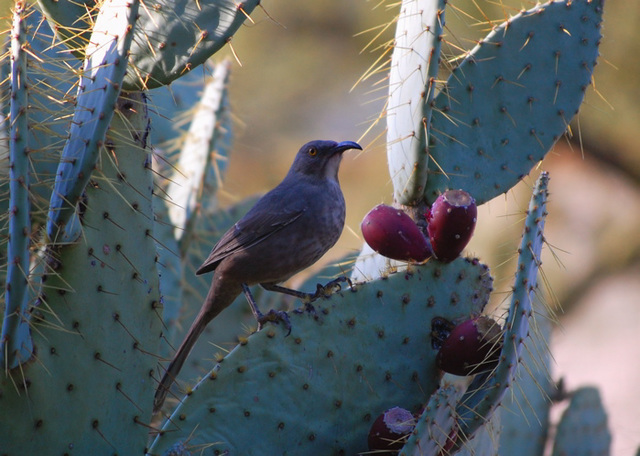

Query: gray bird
<box><xmin>154</xmin><ymin>139</ymin><xmax>362</xmax><ymax>413</ymax></box>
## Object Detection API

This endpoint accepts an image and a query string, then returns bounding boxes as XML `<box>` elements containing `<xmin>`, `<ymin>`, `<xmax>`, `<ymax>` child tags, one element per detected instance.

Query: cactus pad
<box><xmin>46</xmin><ymin>0</ymin><xmax>139</xmax><ymax>242</ymax></box>
<box><xmin>0</xmin><ymin>95</ymin><xmax>162</xmax><ymax>454</ymax></box>
<box><xmin>425</xmin><ymin>0</ymin><xmax>603</xmax><ymax>205</ymax></box>
<box><xmin>455</xmin><ymin>172</ymin><xmax>549</xmax><ymax>443</ymax></box>
<box><xmin>387</xmin><ymin>0</ymin><xmax>446</xmax><ymax>205</ymax></box>
<box><xmin>150</xmin><ymin>258</ymin><xmax>493</xmax><ymax>454</ymax></box>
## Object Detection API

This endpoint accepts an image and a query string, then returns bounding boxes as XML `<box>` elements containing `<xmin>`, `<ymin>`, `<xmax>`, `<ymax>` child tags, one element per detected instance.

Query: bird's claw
<box><xmin>257</xmin><ymin>309</ymin><xmax>292</xmax><ymax>336</ymax></box>
<box><xmin>331</xmin><ymin>276</ymin><xmax>354</xmax><ymax>291</ymax></box>
<box><xmin>308</xmin><ymin>276</ymin><xmax>353</xmax><ymax>302</ymax></box>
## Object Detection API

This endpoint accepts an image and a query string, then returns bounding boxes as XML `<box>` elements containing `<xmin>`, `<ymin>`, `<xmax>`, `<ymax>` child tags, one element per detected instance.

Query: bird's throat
<box><xmin>323</xmin><ymin>153</ymin><xmax>344</xmax><ymax>181</ymax></box>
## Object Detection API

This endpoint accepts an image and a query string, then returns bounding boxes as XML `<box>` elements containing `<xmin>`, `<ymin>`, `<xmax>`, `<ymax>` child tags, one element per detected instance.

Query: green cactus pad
<box><xmin>499</xmin><ymin>296</ymin><xmax>555</xmax><ymax>456</ymax></box>
<box><xmin>164</xmin><ymin>253</ymin><xmax>357</xmax><ymax>395</ymax></box>
<box><xmin>551</xmin><ymin>387</ymin><xmax>611</xmax><ymax>456</ymax></box>
<box><xmin>153</xmin><ymin>61</ymin><xmax>233</xmax><ymax>361</ymax></box>
<box><xmin>454</xmin><ymin>412</ymin><xmax>501</xmax><ymax>456</ymax></box>
<box><xmin>124</xmin><ymin>0</ymin><xmax>260</xmax><ymax>90</ymax></box>
<box><xmin>37</xmin><ymin>0</ymin><xmax>97</xmax><ymax>57</ymax></box>
<box><xmin>387</xmin><ymin>0</ymin><xmax>445</xmax><ymax>205</ymax></box>
<box><xmin>0</xmin><ymin>94</ymin><xmax>162</xmax><ymax>454</ymax></box>
<box><xmin>0</xmin><ymin>10</ymin><xmax>78</xmax><ymax>226</ymax></box>
<box><xmin>456</xmin><ymin>172</ymin><xmax>549</xmax><ymax>443</ymax></box>
<box><xmin>46</xmin><ymin>0</ymin><xmax>139</xmax><ymax>243</ymax></box>
<box><xmin>425</xmin><ymin>0</ymin><xmax>603</xmax><ymax>205</ymax></box>
<box><xmin>153</xmin><ymin>189</ymin><xmax>184</xmax><ymax>354</ymax></box>
<box><xmin>0</xmin><ymin>44</ymin><xmax>10</xmax><ymax>333</ymax></box>
<box><xmin>146</xmin><ymin>71</ymin><xmax>204</xmax><ymax>146</ymax></box>
<box><xmin>165</xmin><ymin>61</ymin><xmax>233</xmax><ymax>248</ymax></box>
<box><xmin>1</xmin><ymin>1</ymin><xmax>35</xmax><ymax>369</ymax></box>
<box><xmin>400</xmin><ymin>383</ymin><xmax>462</xmax><ymax>455</ymax></box>
<box><xmin>149</xmin><ymin>258</ymin><xmax>493</xmax><ymax>454</ymax></box>
<box><xmin>36</xmin><ymin>0</ymin><xmax>257</xmax><ymax>91</ymax></box>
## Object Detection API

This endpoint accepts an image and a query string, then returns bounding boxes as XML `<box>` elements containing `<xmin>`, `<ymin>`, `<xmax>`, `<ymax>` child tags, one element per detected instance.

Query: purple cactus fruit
<box><xmin>426</xmin><ymin>190</ymin><xmax>477</xmax><ymax>262</ymax></box>
<box><xmin>367</xmin><ymin>406</ymin><xmax>415</xmax><ymax>454</ymax></box>
<box><xmin>436</xmin><ymin>316</ymin><xmax>503</xmax><ymax>376</ymax></box>
<box><xmin>361</xmin><ymin>204</ymin><xmax>432</xmax><ymax>262</ymax></box>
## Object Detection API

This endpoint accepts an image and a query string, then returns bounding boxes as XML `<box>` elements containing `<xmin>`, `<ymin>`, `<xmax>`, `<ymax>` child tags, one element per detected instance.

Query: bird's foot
<box><xmin>243</xmin><ymin>283</ymin><xmax>292</xmax><ymax>336</ymax></box>
<box><xmin>256</xmin><ymin>309</ymin><xmax>292</xmax><ymax>336</ymax></box>
<box><xmin>305</xmin><ymin>276</ymin><xmax>353</xmax><ymax>303</ymax></box>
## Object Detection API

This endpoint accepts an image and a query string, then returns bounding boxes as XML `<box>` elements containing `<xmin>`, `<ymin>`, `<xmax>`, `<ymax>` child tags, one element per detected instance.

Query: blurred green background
<box><xmin>3</xmin><ymin>0</ymin><xmax>639</xmax><ymax>453</ymax></box>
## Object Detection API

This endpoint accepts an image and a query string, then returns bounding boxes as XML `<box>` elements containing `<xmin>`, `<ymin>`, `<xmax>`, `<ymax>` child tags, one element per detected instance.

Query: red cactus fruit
<box><xmin>426</xmin><ymin>190</ymin><xmax>477</xmax><ymax>262</ymax></box>
<box><xmin>361</xmin><ymin>204</ymin><xmax>432</xmax><ymax>262</ymax></box>
<box><xmin>368</xmin><ymin>406</ymin><xmax>415</xmax><ymax>454</ymax></box>
<box><xmin>436</xmin><ymin>316</ymin><xmax>503</xmax><ymax>376</ymax></box>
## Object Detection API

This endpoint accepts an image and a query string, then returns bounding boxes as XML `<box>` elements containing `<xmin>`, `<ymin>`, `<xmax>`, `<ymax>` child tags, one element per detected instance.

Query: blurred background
<box><xmin>3</xmin><ymin>0</ymin><xmax>638</xmax><ymax>453</ymax></box>
<box><xmin>183</xmin><ymin>1</ymin><xmax>639</xmax><ymax>454</ymax></box>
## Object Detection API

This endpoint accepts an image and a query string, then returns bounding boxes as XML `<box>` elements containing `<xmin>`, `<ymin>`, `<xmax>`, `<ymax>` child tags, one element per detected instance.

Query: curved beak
<box><xmin>333</xmin><ymin>141</ymin><xmax>362</xmax><ymax>154</ymax></box>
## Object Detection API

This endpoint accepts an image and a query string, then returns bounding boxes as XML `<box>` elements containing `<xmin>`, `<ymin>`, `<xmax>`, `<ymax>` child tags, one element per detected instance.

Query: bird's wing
<box><xmin>195</xmin><ymin>207</ymin><xmax>306</xmax><ymax>275</ymax></box>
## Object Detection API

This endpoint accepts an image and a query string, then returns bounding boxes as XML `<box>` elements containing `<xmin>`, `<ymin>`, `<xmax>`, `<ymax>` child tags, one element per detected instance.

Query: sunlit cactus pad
<box><xmin>425</xmin><ymin>0</ymin><xmax>603</xmax><ymax>205</ymax></box>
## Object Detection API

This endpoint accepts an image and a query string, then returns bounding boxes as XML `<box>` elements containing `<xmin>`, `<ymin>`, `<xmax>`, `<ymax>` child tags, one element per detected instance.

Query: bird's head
<box><xmin>289</xmin><ymin>140</ymin><xmax>362</xmax><ymax>181</ymax></box>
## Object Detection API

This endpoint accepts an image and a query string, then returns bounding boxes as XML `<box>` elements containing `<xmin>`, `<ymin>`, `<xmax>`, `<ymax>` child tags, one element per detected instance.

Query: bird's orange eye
<box><xmin>308</xmin><ymin>147</ymin><xmax>318</xmax><ymax>157</ymax></box>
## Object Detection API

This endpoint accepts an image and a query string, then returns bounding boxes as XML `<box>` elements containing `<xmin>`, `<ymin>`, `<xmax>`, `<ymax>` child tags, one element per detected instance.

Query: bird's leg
<box><xmin>262</xmin><ymin>276</ymin><xmax>353</xmax><ymax>306</ymax></box>
<box><xmin>241</xmin><ymin>284</ymin><xmax>291</xmax><ymax>335</ymax></box>
<box><xmin>260</xmin><ymin>283</ymin><xmax>310</xmax><ymax>301</ymax></box>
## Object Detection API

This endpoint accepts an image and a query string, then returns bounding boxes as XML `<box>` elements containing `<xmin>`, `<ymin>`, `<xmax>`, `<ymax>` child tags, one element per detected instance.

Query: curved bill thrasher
<box><xmin>153</xmin><ymin>139</ymin><xmax>362</xmax><ymax>413</ymax></box>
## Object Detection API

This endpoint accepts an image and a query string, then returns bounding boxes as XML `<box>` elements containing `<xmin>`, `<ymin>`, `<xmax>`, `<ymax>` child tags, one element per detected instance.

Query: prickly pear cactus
<box><xmin>2</xmin><ymin>0</ymin><xmax>33</xmax><ymax>370</ymax></box>
<box><xmin>0</xmin><ymin>91</ymin><xmax>161</xmax><ymax>453</ymax></box>
<box><xmin>400</xmin><ymin>383</ymin><xmax>463</xmax><ymax>455</ymax></box>
<box><xmin>0</xmin><ymin>0</ymin><xmax>256</xmax><ymax>452</ymax></box>
<box><xmin>354</xmin><ymin>0</ymin><xmax>607</xmax><ymax>453</ymax></box>
<box><xmin>36</xmin><ymin>0</ymin><xmax>260</xmax><ymax>89</ymax></box>
<box><xmin>150</xmin><ymin>258</ymin><xmax>493</xmax><ymax>454</ymax></box>
<box><xmin>551</xmin><ymin>387</ymin><xmax>612</xmax><ymax>456</ymax></box>
<box><xmin>424</xmin><ymin>0</ymin><xmax>604</xmax><ymax>205</ymax></box>
<box><xmin>45</xmin><ymin>0</ymin><xmax>140</xmax><ymax>244</ymax></box>
<box><xmin>455</xmin><ymin>172</ymin><xmax>550</xmax><ymax>444</ymax></box>
<box><xmin>387</xmin><ymin>0</ymin><xmax>445</xmax><ymax>205</ymax></box>
<box><xmin>0</xmin><ymin>0</ymin><xmax>611</xmax><ymax>454</ymax></box>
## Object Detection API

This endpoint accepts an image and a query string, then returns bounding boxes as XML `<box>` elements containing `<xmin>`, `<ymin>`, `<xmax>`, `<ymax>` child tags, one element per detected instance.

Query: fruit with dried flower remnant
<box><xmin>367</xmin><ymin>406</ymin><xmax>415</xmax><ymax>454</ymax></box>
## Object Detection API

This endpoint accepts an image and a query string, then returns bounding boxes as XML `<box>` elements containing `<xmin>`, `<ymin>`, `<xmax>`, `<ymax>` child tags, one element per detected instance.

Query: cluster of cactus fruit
<box><xmin>361</xmin><ymin>189</ymin><xmax>477</xmax><ymax>264</ymax></box>
<box><xmin>0</xmin><ymin>0</ymin><xmax>613</xmax><ymax>455</ymax></box>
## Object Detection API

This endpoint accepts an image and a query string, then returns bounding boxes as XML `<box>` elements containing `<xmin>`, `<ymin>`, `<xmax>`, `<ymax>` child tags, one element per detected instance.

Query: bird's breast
<box><xmin>220</xmin><ymin>179</ymin><xmax>346</xmax><ymax>285</ymax></box>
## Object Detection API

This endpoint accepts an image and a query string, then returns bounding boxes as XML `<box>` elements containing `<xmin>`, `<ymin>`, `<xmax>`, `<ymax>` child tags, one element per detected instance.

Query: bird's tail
<box><xmin>153</xmin><ymin>281</ymin><xmax>237</xmax><ymax>414</ymax></box>
<box><xmin>153</xmin><ymin>310</ymin><xmax>209</xmax><ymax>414</ymax></box>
